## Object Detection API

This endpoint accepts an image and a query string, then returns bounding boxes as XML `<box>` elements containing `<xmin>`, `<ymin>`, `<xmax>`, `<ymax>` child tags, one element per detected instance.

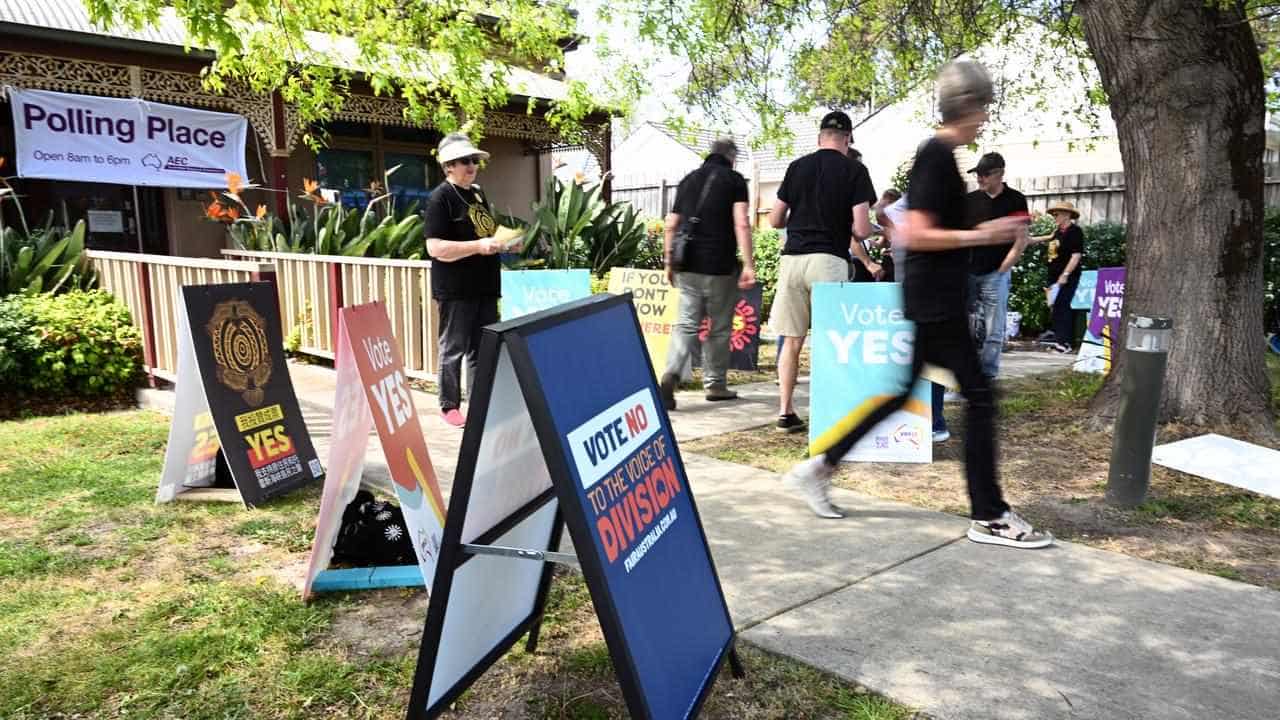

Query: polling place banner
<box><xmin>303</xmin><ymin>302</ymin><xmax>447</xmax><ymax>599</ymax></box>
<box><xmin>9</xmin><ymin>87</ymin><xmax>248</xmax><ymax>188</ymax></box>
<box><xmin>607</xmin><ymin>268</ymin><xmax>680</xmax><ymax>372</ymax></box>
<box><xmin>501</xmin><ymin>269</ymin><xmax>593</xmax><ymax>319</ymax></box>
<box><xmin>809</xmin><ymin>283</ymin><xmax>931</xmax><ymax>463</ymax></box>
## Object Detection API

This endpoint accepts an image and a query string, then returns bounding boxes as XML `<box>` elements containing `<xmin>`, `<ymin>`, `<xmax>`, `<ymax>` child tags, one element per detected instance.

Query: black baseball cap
<box><xmin>820</xmin><ymin>111</ymin><xmax>853</xmax><ymax>133</ymax></box>
<box><xmin>968</xmin><ymin>152</ymin><xmax>1005</xmax><ymax>175</ymax></box>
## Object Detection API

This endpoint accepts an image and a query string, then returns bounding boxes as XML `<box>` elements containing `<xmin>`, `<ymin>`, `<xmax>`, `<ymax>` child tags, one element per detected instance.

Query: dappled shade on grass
<box><xmin>0</xmin><ymin>411</ymin><xmax>914</xmax><ymax>720</ymax></box>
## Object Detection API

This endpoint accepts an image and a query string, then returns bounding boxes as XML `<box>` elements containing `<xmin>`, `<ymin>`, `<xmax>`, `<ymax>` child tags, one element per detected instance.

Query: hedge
<box><xmin>0</xmin><ymin>290</ymin><xmax>142</xmax><ymax>398</ymax></box>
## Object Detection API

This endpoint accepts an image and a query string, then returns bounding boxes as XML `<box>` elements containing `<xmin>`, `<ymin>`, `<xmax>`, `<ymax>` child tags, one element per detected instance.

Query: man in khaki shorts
<box><xmin>767</xmin><ymin>111</ymin><xmax>878</xmax><ymax>432</ymax></box>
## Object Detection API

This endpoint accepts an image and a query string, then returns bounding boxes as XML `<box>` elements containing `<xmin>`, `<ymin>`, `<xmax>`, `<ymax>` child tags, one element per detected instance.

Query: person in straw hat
<box><xmin>425</xmin><ymin>132</ymin><xmax>518</xmax><ymax>428</ymax></box>
<box><xmin>779</xmin><ymin>60</ymin><xmax>1054</xmax><ymax>550</ymax></box>
<box><xmin>1036</xmin><ymin>200</ymin><xmax>1084</xmax><ymax>353</ymax></box>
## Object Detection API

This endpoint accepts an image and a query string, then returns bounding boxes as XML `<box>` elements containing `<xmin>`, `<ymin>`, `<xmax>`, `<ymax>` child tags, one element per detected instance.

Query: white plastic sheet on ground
<box><xmin>1151</xmin><ymin>434</ymin><xmax>1280</xmax><ymax>499</ymax></box>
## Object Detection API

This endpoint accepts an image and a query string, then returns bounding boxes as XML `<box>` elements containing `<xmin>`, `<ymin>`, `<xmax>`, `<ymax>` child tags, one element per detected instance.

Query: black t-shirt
<box><xmin>425</xmin><ymin>181</ymin><xmax>501</xmax><ymax>300</ymax></box>
<box><xmin>966</xmin><ymin>185</ymin><xmax>1029</xmax><ymax>274</ymax></box>
<box><xmin>778</xmin><ymin>149</ymin><xmax>877</xmax><ymax>258</ymax></box>
<box><xmin>1046</xmin><ymin>224</ymin><xmax>1085</xmax><ymax>287</ymax></box>
<box><xmin>673</xmin><ymin>155</ymin><xmax>750</xmax><ymax>275</ymax></box>
<box><xmin>904</xmin><ymin>137</ymin><xmax>970</xmax><ymax>322</ymax></box>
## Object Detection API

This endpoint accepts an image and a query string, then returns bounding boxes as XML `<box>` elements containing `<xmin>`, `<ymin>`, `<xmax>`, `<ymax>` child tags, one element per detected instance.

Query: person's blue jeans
<box><xmin>968</xmin><ymin>270</ymin><xmax>1010</xmax><ymax>379</ymax></box>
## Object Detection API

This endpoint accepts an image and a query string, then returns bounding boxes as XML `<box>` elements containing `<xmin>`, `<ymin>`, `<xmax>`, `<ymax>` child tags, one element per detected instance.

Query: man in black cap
<box><xmin>965</xmin><ymin>152</ymin><xmax>1028</xmax><ymax>379</ymax></box>
<box><xmin>766</xmin><ymin>110</ymin><xmax>878</xmax><ymax>433</ymax></box>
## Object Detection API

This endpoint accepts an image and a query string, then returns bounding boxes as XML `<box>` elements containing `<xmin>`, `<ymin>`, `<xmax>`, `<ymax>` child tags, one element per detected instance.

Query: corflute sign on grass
<box><xmin>303</xmin><ymin>302</ymin><xmax>447</xmax><ymax>599</ymax></box>
<box><xmin>409</xmin><ymin>293</ymin><xmax>737</xmax><ymax>720</ymax></box>
<box><xmin>809</xmin><ymin>283</ymin><xmax>931</xmax><ymax>463</ymax></box>
<box><xmin>157</xmin><ymin>283</ymin><xmax>323</xmax><ymax>507</ymax></box>
<box><xmin>9</xmin><ymin>88</ymin><xmax>249</xmax><ymax>189</ymax></box>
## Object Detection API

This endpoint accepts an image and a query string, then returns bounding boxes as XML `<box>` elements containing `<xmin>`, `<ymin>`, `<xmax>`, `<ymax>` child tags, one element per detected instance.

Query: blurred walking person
<box><xmin>779</xmin><ymin>62</ymin><xmax>1053</xmax><ymax>550</ymax></box>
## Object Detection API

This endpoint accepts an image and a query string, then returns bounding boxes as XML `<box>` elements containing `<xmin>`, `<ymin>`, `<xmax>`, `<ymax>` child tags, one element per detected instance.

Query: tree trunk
<box><xmin>1078</xmin><ymin>0</ymin><xmax>1275</xmax><ymax>439</ymax></box>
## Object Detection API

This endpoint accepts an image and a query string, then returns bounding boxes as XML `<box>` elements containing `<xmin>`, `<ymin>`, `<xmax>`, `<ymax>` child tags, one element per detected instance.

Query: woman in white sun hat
<box><xmin>425</xmin><ymin>132</ymin><xmax>518</xmax><ymax>428</ymax></box>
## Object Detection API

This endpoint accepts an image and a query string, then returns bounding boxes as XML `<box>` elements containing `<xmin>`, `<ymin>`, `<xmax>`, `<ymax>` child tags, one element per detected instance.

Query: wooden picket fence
<box><xmin>220</xmin><ymin>250</ymin><xmax>440</xmax><ymax>380</ymax></box>
<box><xmin>87</xmin><ymin>250</ymin><xmax>275</xmax><ymax>382</ymax></box>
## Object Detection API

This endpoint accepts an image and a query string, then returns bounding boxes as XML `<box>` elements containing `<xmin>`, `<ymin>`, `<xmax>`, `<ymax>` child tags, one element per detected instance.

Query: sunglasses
<box><xmin>451</xmin><ymin>156</ymin><xmax>482</xmax><ymax>167</ymax></box>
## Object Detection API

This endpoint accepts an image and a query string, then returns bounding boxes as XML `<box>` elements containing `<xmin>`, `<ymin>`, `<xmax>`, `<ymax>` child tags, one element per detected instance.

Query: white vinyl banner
<box><xmin>8</xmin><ymin>87</ymin><xmax>248</xmax><ymax>188</ymax></box>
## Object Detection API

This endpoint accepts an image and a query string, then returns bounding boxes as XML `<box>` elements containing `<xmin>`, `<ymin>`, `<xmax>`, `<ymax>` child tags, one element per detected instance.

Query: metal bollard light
<box><xmin>1106</xmin><ymin>316</ymin><xmax>1173</xmax><ymax>508</ymax></box>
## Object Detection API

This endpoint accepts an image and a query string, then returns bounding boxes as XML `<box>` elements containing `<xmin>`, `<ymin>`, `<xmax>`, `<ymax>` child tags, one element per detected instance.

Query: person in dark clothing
<box><xmin>767</xmin><ymin>111</ymin><xmax>879</xmax><ymax>433</ymax></box>
<box><xmin>780</xmin><ymin>61</ymin><xmax>1053</xmax><ymax>550</ymax></box>
<box><xmin>425</xmin><ymin>133</ymin><xmax>516</xmax><ymax>428</ymax></box>
<box><xmin>966</xmin><ymin>152</ymin><xmax>1029</xmax><ymax>376</ymax></box>
<box><xmin>1039</xmin><ymin>201</ymin><xmax>1084</xmax><ymax>353</ymax></box>
<box><xmin>658</xmin><ymin>139</ymin><xmax>756</xmax><ymax>409</ymax></box>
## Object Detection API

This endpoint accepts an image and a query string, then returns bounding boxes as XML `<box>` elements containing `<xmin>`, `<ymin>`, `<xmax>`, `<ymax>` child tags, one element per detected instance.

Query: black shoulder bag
<box><xmin>670</xmin><ymin>169</ymin><xmax>721</xmax><ymax>272</ymax></box>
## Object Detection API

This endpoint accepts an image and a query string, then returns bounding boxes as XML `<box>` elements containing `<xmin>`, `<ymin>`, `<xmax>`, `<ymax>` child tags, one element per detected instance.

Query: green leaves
<box><xmin>521</xmin><ymin>176</ymin><xmax>647</xmax><ymax>277</ymax></box>
<box><xmin>0</xmin><ymin>290</ymin><xmax>142</xmax><ymax>398</ymax></box>
<box><xmin>223</xmin><ymin>192</ymin><xmax>425</xmax><ymax>260</ymax></box>
<box><xmin>1</xmin><ymin>219</ymin><xmax>95</xmax><ymax>297</ymax></box>
<box><xmin>84</xmin><ymin>0</ymin><xmax>596</xmax><ymax>147</ymax></box>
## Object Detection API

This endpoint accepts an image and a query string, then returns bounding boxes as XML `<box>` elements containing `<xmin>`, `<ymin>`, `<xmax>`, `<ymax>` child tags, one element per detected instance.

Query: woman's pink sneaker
<box><xmin>441</xmin><ymin>408</ymin><xmax>465</xmax><ymax>427</ymax></box>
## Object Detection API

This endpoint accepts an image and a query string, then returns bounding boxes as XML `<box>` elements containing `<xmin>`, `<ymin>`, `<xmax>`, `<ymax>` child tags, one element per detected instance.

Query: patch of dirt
<box><xmin>319</xmin><ymin>589</ymin><xmax>430</xmax><ymax>659</ymax></box>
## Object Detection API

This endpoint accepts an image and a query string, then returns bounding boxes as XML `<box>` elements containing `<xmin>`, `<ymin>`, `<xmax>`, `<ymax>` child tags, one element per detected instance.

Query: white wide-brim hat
<box><xmin>437</xmin><ymin>133</ymin><xmax>491</xmax><ymax>165</ymax></box>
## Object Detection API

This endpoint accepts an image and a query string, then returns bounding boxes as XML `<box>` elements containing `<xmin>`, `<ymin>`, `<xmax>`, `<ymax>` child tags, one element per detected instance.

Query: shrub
<box><xmin>632</xmin><ymin>218</ymin><xmax>665</xmax><ymax>271</ymax></box>
<box><xmin>1083</xmin><ymin>221</ymin><xmax>1127</xmax><ymax>269</ymax></box>
<box><xmin>521</xmin><ymin>176</ymin><xmax>647</xmax><ymax>277</ymax></box>
<box><xmin>753</xmin><ymin>228</ymin><xmax>783</xmax><ymax>317</ymax></box>
<box><xmin>0</xmin><ymin>290</ymin><xmax>142</xmax><ymax>397</ymax></box>
<box><xmin>1264</xmin><ymin>209</ymin><xmax>1280</xmax><ymax>333</ymax></box>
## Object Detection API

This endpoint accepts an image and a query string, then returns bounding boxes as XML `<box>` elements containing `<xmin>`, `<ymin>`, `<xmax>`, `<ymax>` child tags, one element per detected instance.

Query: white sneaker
<box><xmin>967</xmin><ymin>510</ymin><xmax>1054</xmax><ymax>549</ymax></box>
<box><xmin>782</xmin><ymin>456</ymin><xmax>844</xmax><ymax>519</ymax></box>
<box><xmin>933</xmin><ymin>430</ymin><xmax>951</xmax><ymax>443</ymax></box>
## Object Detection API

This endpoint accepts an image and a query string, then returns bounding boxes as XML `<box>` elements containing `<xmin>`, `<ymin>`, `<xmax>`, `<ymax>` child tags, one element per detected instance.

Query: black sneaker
<box><xmin>1049</xmin><ymin>342</ymin><xmax>1073</xmax><ymax>354</ymax></box>
<box><xmin>776</xmin><ymin>413</ymin><xmax>806</xmax><ymax>433</ymax></box>
<box><xmin>1036</xmin><ymin>330</ymin><xmax>1057</xmax><ymax>344</ymax></box>
<box><xmin>658</xmin><ymin>373</ymin><xmax>678</xmax><ymax>411</ymax></box>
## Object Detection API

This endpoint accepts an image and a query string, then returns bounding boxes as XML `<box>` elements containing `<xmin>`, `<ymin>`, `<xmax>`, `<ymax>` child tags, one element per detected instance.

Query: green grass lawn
<box><xmin>0</xmin><ymin>411</ymin><xmax>914</xmax><ymax>720</ymax></box>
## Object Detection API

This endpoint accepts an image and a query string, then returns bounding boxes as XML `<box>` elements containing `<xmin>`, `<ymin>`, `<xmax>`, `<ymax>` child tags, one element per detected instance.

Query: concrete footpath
<box><xmin>140</xmin><ymin>351</ymin><xmax>1280</xmax><ymax>720</ymax></box>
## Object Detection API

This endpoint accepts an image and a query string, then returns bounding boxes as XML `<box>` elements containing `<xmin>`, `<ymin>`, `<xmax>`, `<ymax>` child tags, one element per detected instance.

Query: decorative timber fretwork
<box><xmin>1</xmin><ymin>51</ymin><xmax>610</xmax><ymax>176</ymax></box>
<box><xmin>298</xmin><ymin>93</ymin><xmax>609</xmax><ymax>173</ymax></box>
<box><xmin>0</xmin><ymin>51</ymin><xmax>276</xmax><ymax>152</ymax></box>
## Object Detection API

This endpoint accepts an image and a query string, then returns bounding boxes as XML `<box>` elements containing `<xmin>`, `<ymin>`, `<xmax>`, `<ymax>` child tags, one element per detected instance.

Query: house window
<box><xmin>384</xmin><ymin>152</ymin><xmax>440</xmax><ymax>212</ymax></box>
<box><xmin>316</xmin><ymin>149</ymin><xmax>373</xmax><ymax>209</ymax></box>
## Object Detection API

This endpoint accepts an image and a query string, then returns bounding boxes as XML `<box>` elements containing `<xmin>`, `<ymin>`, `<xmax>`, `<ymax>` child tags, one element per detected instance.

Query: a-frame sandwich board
<box><xmin>407</xmin><ymin>292</ymin><xmax>740</xmax><ymax>720</ymax></box>
<box><xmin>157</xmin><ymin>282</ymin><xmax>324</xmax><ymax>507</ymax></box>
<box><xmin>301</xmin><ymin>301</ymin><xmax>448</xmax><ymax>599</ymax></box>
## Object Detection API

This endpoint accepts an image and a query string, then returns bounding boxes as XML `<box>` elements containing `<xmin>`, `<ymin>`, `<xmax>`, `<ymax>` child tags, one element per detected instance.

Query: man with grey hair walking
<box><xmin>781</xmin><ymin>61</ymin><xmax>1054</xmax><ymax>550</ymax></box>
<box><xmin>658</xmin><ymin>138</ymin><xmax>756</xmax><ymax>410</ymax></box>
